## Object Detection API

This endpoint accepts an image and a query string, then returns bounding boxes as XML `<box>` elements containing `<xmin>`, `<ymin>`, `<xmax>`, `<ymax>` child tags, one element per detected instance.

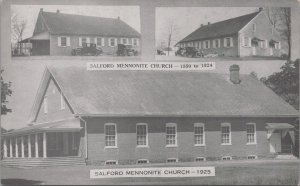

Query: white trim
<box><xmin>246</xmin><ymin>122</ymin><xmax>257</xmax><ymax>145</ymax></box>
<box><xmin>203</xmin><ymin>40</ymin><xmax>210</xmax><ymax>49</ymax></box>
<box><xmin>136</xmin><ymin>123</ymin><xmax>148</xmax><ymax>147</ymax></box>
<box><xmin>194</xmin><ymin>123</ymin><xmax>205</xmax><ymax>146</ymax></box>
<box><xmin>78</xmin><ymin>37</ymin><xmax>82</xmax><ymax>47</ymax></box>
<box><xmin>58</xmin><ymin>36</ymin><xmax>68</xmax><ymax>47</ymax></box>
<box><xmin>221</xmin><ymin>123</ymin><xmax>232</xmax><ymax>145</ymax></box>
<box><xmin>60</xmin><ymin>92</ymin><xmax>65</xmax><ymax>110</ymax></box>
<box><xmin>43</xmin><ymin>96</ymin><xmax>48</xmax><ymax>114</ymax></box>
<box><xmin>104</xmin><ymin>123</ymin><xmax>117</xmax><ymax>148</ymax></box>
<box><xmin>166</xmin><ymin>123</ymin><xmax>177</xmax><ymax>147</ymax></box>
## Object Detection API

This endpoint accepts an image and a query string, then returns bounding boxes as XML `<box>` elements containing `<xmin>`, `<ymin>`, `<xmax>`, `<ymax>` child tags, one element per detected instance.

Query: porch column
<box><xmin>15</xmin><ymin>137</ymin><xmax>18</xmax><ymax>158</ymax></box>
<box><xmin>9</xmin><ymin>137</ymin><xmax>12</xmax><ymax>158</ymax></box>
<box><xmin>28</xmin><ymin>135</ymin><xmax>31</xmax><ymax>158</ymax></box>
<box><xmin>3</xmin><ymin>137</ymin><xmax>7</xmax><ymax>158</ymax></box>
<box><xmin>43</xmin><ymin>132</ymin><xmax>47</xmax><ymax>158</ymax></box>
<box><xmin>35</xmin><ymin>133</ymin><xmax>39</xmax><ymax>158</ymax></box>
<box><xmin>21</xmin><ymin>136</ymin><xmax>25</xmax><ymax>158</ymax></box>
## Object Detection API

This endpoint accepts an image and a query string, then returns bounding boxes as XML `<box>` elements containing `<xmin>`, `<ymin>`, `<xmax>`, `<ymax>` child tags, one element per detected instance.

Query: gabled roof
<box><xmin>28</xmin><ymin>64</ymin><xmax>298</xmax><ymax>121</ymax></box>
<box><xmin>39</xmin><ymin>11</ymin><xmax>140</xmax><ymax>37</ymax></box>
<box><xmin>178</xmin><ymin>11</ymin><xmax>260</xmax><ymax>43</ymax></box>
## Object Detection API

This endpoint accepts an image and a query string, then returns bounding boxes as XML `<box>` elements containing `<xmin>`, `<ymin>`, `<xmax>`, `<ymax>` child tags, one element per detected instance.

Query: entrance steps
<box><xmin>275</xmin><ymin>154</ymin><xmax>298</xmax><ymax>160</ymax></box>
<box><xmin>1</xmin><ymin>156</ymin><xmax>86</xmax><ymax>168</ymax></box>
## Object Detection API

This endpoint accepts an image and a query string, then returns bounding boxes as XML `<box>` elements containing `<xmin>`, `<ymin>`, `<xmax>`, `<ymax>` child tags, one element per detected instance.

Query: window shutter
<box><xmin>67</xmin><ymin>37</ymin><xmax>70</xmax><ymax>46</ymax></box>
<box><xmin>248</xmin><ymin>38</ymin><xmax>251</xmax><ymax>47</ymax></box>
<box><xmin>224</xmin><ymin>38</ymin><xmax>226</xmax><ymax>47</ymax></box>
<box><xmin>87</xmin><ymin>37</ymin><xmax>90</xmax><ymax>44</ymax></box>
<box><xmin>115</xmin><ymin>38</ymin><xmax>117</xmax><ymax>46</ymax></box>
<box><xmin>217</xmin><ymin>39</ymin><xmax>220</xmax><ymax>48</ymax></box>
<box><xmin>79</xmin><ymin>37</ymin><xmax>82</xmax><ymax>47</ymax></box>
<box><xmin>58</xmin><ymin>37</ymin><xmax>61</xmax><ymax>47</ymax></box>
<box><xmin>230</xmin><ymin>38</ymin><xmax>233</xmax><ymax>47</ymax></box>
<box><xmin>265</xmin><ymin>40</ymin><xmax>268</xmax><ymax>48</ymax></box>
<box><xmin>102</xmin><ymin>38</ymin><xmax>105</xmax><ymax>46</ymax></box>
<box><xmin>94</xmin><ymin>38</ymin><xmax>97</xmax><ymax>45</ymax></box>
<box><xmin>208</xmin><ymin>41</ymin><xmax>210</xmax><ymax>48</ymax></box>
<box><xmin>278</xmin><ymin>42</ymin><xmax>281</xmax><ymax>49</ymax></box>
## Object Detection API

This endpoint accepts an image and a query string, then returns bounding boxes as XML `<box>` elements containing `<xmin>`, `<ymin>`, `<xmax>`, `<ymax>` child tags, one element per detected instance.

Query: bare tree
<box><xmin>265</xmin><ymin>8</ymin><xmax>291</xmax><ymax>59</ymax></box>
<box><xmin>11</xmin><ymin>12</ymin><xmax>27</xmax><ymax>55</ymax></box>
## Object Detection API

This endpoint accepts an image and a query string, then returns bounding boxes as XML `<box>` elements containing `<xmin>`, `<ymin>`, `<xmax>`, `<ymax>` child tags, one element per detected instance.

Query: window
<box><xmin>81</xmin><ymin>37</ymin><xmax>87</xmax><ymax>45</ymax></box>
<box><xmin>136</xmin><ymin>123</ymin><xmax>148</xmax><ymax>147</ymax></box>
<box><xmin>137</xmin><ymin>159</ymin><xmax>149</xmax><ymax>164</ymax></box>
<box><xmin>105</xmin><ymin>160</ymin><xmax>118</xmax><ymax>165</ymax></box>
<box><xmin>121</xmin><ymin>38</ymin><xmax>128</xmax><ymax>44</ymax></box>
<box><xmin>132</xmin><ymin>38</ymin><xmax>139</xmax><ymax>46</ymax></box>
<box><xmin>246</xmin><ymin>123</ymin><xmax>256</xmax><ymax>144</ymax></box>
<box><xmin>224</xmin><ymin>37</ymin><xmax>233</xmax><ymax>48</ymax></box>
<box><xmin>167</xmin><ymin>158</ymin><xmax>178</xmax><ymax>163</ymax></box>
<box><xmin>243</xmin><ymin>37</ymin><xmax>251</xmax><ymax>47</ymax></box>
<box><xmin>96</xmin><ymin>37</ymin><xmax>104</xmax><ymax>47</ymax></box>
<box><xmin>105</xmin><ymin>124</ymin><xmax>117</xmax><ymax>147</ymax></box>
<box><xmin>166</xmin><ymin>123</ymin><xmax>177</xmax><ymax>146</ymax></box>
<box><xmin>221</xmin><ymin>123</ymin><xmax>231</xmax><ymax>145</ymax></box>
<box><xmin>194</xmin><ymin>123</ymin><xmax>205</xmax><ymax>146</ymax></box>
<box><xmin>222</xmin><ymin>156</ymin><xmax>232</xmax><ymax>160</ymax></box>
<box><xmin>60</xmin><ymin>93</ymin><xmax>65</xmax><ymax>110</ymax></box>
<box><xmin>247</xmin><ymin>155</ymin><xmax>257</xmax><ymax>160</ymax></box>
<box><xmin>43</xmin><ymin>96</ymin><xmax>48</xmax><ymax>114</ymax></box>
<box><xmin>213</xmin><ymin>39</ymin><xmax>220</xmax><ymax>48</ymax></box>
<box><xmin>109</xmin><ymin>38</ymin><xmax>117</xmax><ymax>47</ymax></box>
<box><xmin>58</xmin><ymin>36</ymin><xmax>70</xmax><ymax>47</ymax></box>
<box><xmin>203</xmin><ymin>40</ymin><xmax>210</xmax><ymax>49</ymax></box>
<box><xmin>252</xmin><ymin>24</ymin><xmax>256</xmax><ymax>32</ymax></box>
<box><xmin>195</xmin><ymin>157</ymin><xmax>206</xmax><ymax>162</ymax></box>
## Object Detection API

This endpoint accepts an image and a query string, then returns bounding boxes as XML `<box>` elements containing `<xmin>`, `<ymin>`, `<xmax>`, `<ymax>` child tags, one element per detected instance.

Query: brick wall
<box><xmin>84</xmin><ymin>116</ymin><xmax>297</xmax><ymax>165</ymax></box>
<box><xmin>50</xmin><ymin>35</ymin><xmax>140</xmax><ymax>56</ymax></box>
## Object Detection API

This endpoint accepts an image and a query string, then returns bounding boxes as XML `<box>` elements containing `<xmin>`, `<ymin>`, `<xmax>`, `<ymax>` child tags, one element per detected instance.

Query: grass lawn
<box><xmin>1</xmin><ymin>159</ymin><xmax>299</xmax><ymax>185</ymax></box>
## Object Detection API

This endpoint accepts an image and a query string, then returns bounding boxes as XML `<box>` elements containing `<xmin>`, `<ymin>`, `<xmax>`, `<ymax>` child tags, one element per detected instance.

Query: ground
<box><xmin>1</xmin><ymin>159</ymin><xmax>299</xmax><ymax>185</ymax></box>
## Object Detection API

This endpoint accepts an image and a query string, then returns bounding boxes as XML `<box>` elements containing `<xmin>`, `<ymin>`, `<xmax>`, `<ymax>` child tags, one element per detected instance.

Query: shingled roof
<box><xmin>27</xmin><ymin>64</ymin><xmax>298</xmax><ymax>119</ymax></box>
<box><xmin>178</xmin><ymin>11</ymin><xmax>260</xmax><ymax>43</ymax></box>
<box><xmin>40</xmin><ymin>11</ymin><xmax>140</xmax><ymax>37</ymax></box>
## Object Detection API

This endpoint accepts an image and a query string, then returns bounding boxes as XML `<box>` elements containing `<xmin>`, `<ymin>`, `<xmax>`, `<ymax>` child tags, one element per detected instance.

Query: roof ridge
<box><xmin>42</xmin><ymin>11</ymin><xmax>119</xmax><ymax>20</ymax></box>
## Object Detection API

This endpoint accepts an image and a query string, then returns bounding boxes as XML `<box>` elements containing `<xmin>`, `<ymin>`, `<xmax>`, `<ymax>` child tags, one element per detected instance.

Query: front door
<box><xmin>270</xmin><ymin>132</ymin><xmax>281</xmax><ymax>153</ymax></box>
<box><xmin>63</xmin><ymin>133</ymin><xmax>69</xmax><ymax>155</ymax></box>
<box><xmin>252</xmin><ymin>47</ymin><xmax>256</xmax><ymax>55</ymax></box>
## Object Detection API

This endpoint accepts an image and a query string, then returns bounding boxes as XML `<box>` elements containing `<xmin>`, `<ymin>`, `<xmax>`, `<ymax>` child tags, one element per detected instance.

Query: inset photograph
<box><xmin>11</xmin><ymin>5</ymin><xmax>140</xmax><ymax>58</ymax></box>
<box><xmin>156</xmin><ymin>7</ymin><xmax>290</xmax><ymax>61</ymax></box>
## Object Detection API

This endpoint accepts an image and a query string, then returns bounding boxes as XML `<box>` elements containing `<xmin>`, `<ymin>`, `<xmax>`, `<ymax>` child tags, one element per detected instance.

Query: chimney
<box><xmin>56</xmin><ymin>9</ymin><xmax>60</xmax><ymax>13</ymax></box>
<box><xmin>40</xmin><ymin>8</ymin><xmax>43</xmax><ymax>12</ymax></box>
<box><xmin>208</xmin><ymin>22</ymin><xmax>210</xmax><ymax>25</ymax></box>
<box><xmin>259</xmin><ymin>7</ymin><xmax>263</xmax><ymax>12</ymax></box>
<box><xmin>229</xmin><ymin>64</ymin><xmax>241</xmax><ymax>84</ymax></box>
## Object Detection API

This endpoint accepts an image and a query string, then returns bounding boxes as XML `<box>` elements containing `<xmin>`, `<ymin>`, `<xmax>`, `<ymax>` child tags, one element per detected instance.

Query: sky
<box><xmin>156</xmin><ymin>7</ymin><xmax>259</xmax><ymax>48</ymax></box>
<box><xmin>11</xmin><ymin>5</ymin><xmax>141</xmax><ymax>41</ymax></box>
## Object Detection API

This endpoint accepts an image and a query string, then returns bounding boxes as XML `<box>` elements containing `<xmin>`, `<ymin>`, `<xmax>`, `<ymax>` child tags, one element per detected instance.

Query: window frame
<box><xmin>194</xmin><ymin>123</ymin><xmax>205</xmax><ymax>146</ymax></box>
<box><xmin>166</xmin><ymin>158</ymin><xmax>178</xmax><ymax>163</ymax></box>
<box><xmin>221</xmin><ymin>123</ymin><xmax>232</xmax><ymax>145</ymax></box>
<box><xmin>224</xmin><ymin>37</ymin><xmax>233</xmax><ymax>48</ymax></box>
<box><xmin>221</xmin><ymin>156</ymin><xmax>232</xmax><ymax>160</ymax></box>
<box><xmin>60</xmin><ymin>36</ymin><xmax>67</xmax><ymax>47</ymax></box>
<box><xmin>104</xmin><ymin>123</ymin><xmax>117</xmax><ymax>148</ymax></box>
<box><xmin>136</xmin><ymin>123</ymin><xmax>148</xmax><ymax>147</ymax></box>
<box><xmin>247</xmin><ymin>155</ymin><xmax>257</xmax><ymax>160</ymax></box>
<box><xmin>105</xmin><ymin>160</ymin><xmax>118</xmax><ymax>165</ymax></box>
<box><xmin>137</xmin><ymin>159</ymin><xmax>149</xmax><ymax>164</ymax></box>
<box><xmin>246</xmin><ymin>123</ymin><xmax>257</xmax><ymax>145</ymax></box>
<box><xmin>195</xmin><ymin>157</ymin><xmax>206</xmax><ymax>162</ymax></box>
<box><xmin>165</xmin><ymin>123</ymin><xmax>177</xmax><ymax>147</ymax></box>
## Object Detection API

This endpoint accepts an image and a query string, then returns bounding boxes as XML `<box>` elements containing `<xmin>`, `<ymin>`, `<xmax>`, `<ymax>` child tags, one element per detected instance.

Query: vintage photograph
<box><xmin>11</xmin><ymin>5</ymin><xmax>141</xmax><ymax>58</ymax></box>
<box><xmin>1</xmin><ymin>0</ymin><xmax>299</xmax><ymax>185</ymax></box>
<box><xmin>156</xmin><ymin>7</ymin><xmax>291</xmax><ymax>61</ymax></box>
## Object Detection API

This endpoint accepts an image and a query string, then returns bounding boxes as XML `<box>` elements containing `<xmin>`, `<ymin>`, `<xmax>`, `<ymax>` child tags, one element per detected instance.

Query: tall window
<box><xmin>43</xmin><ymin>96</ymin><xmax>48</xmax><ymax>114</ymax></box>
<box><xmin>246</xmin><ymin>123</ymin><xmax>256</xmax><ymax>144</ymax></box>
<box><xmin>58</xmin><ymin>36</ymin><xmax>70</xmax><ymax>47</ymax></box>
<box><xmin>122</xmin><ymin>38</ymin><xmax>128</xmax><ymax>44</ymax></box>
<box><xmin>132</xmin><ymin>38</ymin><xmax>139</xmax><ymax>46</ymax></box>
<box><xmin>166</xmin><ymin>123</ymin><xmax>177</xmax><ymax>146</ymax></box>
<box><xmin>221</xmin><ymin>123</ymin><xmax>231</xmax><ymax>145</ymax></box>
<box><xmin>105</xmin><ymin>124</ymin><xmax>117</xmax><ymax>147</ymax></box>
<box><xmin>109</xmin><ymin>38</ymin><xmax>116</xmax><ymax>47</ymax></box>
<box><xmin>136</xmin><ymin>123</ymin><xmax>148</xmax><ymax>147</ymax></box>
<box><xmin>224</xmin><ymin>37</ymin><xmax>233</xmax><ymax>48</ymax></box>
<box><xmin>194</xmin><ymin>123</ymin><xmax>205</xmax><ymax>145</ymax></box>
<box><xmin>96</xmin><ymin>37</ymin><xmax>104</xmax><ymax>47</ymax></box>
<box><xmin>81</xmin><ymin>37</ymin><xmax>87</xmax><ymax>45</ymax></box>
<box><xmin>203</xmin><ymin>40</ymin><xmax>210</xmax><ymax>49</ymax></box>
<box><xmin>61</xmin><ymin>37</ymin><xmax>67</xmax><ymax>47</ymax></box>
<box><xmin>243</xmin><ymin>37</ymin><xmax>251</xmax><ymax>47</ymax></box>
<box><xmin>213</xmin><ymin>39</ymin><xmax>220</xmax><ymax>48</ymax></box>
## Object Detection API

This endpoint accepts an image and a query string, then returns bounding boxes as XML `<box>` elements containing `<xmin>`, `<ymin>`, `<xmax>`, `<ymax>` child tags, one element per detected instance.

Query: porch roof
<box><xmin>251</xmin><ymin>37</ymin><xmax>264</xmax><ymax>42</ymax></box>
<box><xmin>2</xmin><ymin>118</ymin><xmax>82</xmax><ymax>136</ymax></box>
<box><xmin>266</xmin><ymin>123</ymin><xmax>294</xmax><ymax>130</ymax></box>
